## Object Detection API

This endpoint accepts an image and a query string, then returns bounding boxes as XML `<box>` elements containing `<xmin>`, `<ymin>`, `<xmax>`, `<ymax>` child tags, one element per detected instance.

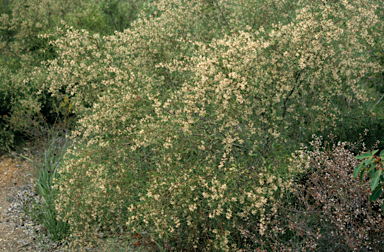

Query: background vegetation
<box><xmin>1</xmin><ymin>0</ymin><xmax>384</xmax><ymax>251</ymax></box>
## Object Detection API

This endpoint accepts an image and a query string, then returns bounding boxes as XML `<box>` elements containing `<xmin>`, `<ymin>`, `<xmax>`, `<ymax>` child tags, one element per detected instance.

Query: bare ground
<box><xmin>0</xmin><ymin>145</ymin><xmax>40</xmax><ymax>251</ymax></box>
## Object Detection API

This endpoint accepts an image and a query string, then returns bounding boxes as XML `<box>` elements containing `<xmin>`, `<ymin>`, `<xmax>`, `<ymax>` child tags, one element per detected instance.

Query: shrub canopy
<box><xmin>44</xmin><ymin>0</ymin><xmax>384</xmax><ymax>249</ymax></box>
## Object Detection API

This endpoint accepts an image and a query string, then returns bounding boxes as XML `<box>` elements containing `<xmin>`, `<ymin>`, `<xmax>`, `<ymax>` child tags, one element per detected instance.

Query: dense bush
<box><xmin>317</xmin><ymin>0</ymin><xmax>384</xmax><ymax>151</ymax></box>
<box><xmin>39</xmin><ymin>0</ymin><xmax>384</xmax><ymax>250</ymax></box>
<box><xmin>0</xmin><ymin>0</ymin><xmax>144</xmax><ymax>152</ymax></box>
<box><xmin>64</xmin><ymin>0</ymin><xmax>144</xmax><ymax>36</ymax></box>
<box><xmin>2</xmin><ymin>0</ymin><xmax>384</xmax><ymax>250</ymax></box>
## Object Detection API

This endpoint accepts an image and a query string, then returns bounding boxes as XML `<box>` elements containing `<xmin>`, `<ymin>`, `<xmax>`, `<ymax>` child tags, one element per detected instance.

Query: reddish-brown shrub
<box><xmin>283</xmin><ymin>135</ymin><xmax>384</xmax><ymax>251</ymax></box>
<box><xmin>235</xmin><ymin>135</ymin><xmax>384</xmax><ymax>251</ymax></box>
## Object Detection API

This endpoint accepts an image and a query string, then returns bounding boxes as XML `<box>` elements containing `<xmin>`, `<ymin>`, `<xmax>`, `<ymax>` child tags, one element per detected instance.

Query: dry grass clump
<box><xmin>39</xmin><ymin>0</ymin><xmax>384</xmax><ymax>250</ymax></box>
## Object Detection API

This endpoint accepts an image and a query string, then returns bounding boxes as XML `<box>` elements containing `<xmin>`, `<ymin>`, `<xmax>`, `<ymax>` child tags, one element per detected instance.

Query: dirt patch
<box><xmin>0</xmin><ymin>148</ymin><xmax>39</xmax><ymax>251</ymax></box>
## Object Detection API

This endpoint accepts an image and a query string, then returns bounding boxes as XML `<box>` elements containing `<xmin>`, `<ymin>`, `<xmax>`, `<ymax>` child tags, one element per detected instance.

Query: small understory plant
<box><xmin>354</xmin><ymin>149</ymin><xmax>384</xmax><ymax>212</ymax></box>
<box><xmin>285</xmin><ymin>135</ymin><xmax>384</xmax><ymax>251</ymax></box>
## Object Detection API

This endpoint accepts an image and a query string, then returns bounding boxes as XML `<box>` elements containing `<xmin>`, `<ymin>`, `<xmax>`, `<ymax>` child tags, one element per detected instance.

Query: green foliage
<box><xmin>0</xmin><ymin>66</ymin><xmax>46</xmax><ymax>151</ymax></box>
<box><xmin>21</xmin><ymin>133</ymin><xmax>71</xmax><ymax>242</ymax></box>
<box><xmin>315</xmin><ymin>104</ymin><xmax>384</xmax><ymax>153</ymax></box>
<box><xmin>354</xmin><ymin>150</ymin><xmax>384</xmax><ymax>212</ymax></box>
<box><xmin>65</xmin><ymin>0</ymin><xmax>144</xmax><ymax>36</ymax></box>
<box><xmin>317</xmin><ymin>0</ymin><xmax>384</xmax><ymax>151</ymax></box>
<box><xmin>40</xmin><ymin>0</ymin><xmax>384</xmax><ymax>250</ymax></box>
<box><xmin>226</xmin><ymin>0</ymin><xmax>300</xmax><ymax>33</ymax></box>
<box><xmin>2</xmin><ymin>0</ymin><xmax>384</xmax><ymax>250</ymax></box>
<box><xmin>0</xmin><ymin>123</ymin><xmax>14</xmax><ymax>154</ymax></box>
<box><xmin>0</xmin><ymin>0</ymin><xmax>144</xmax><ymax>151</ymax></box>
<box><xmin>0</xmin><ymin>0</ymin><xmax>75</xmax><ymax>150</ymax></box>
<box><xmin>101</xmin><ymin>0</ymin><xmax>145</xmax><ymax>32</ymax></box>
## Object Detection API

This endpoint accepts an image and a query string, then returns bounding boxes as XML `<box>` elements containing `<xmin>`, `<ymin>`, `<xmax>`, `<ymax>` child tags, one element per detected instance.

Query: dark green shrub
<box><xmin>0</xmin><ymin>0</ymin><xmax>145</xmax><ymax>151</ymax></box>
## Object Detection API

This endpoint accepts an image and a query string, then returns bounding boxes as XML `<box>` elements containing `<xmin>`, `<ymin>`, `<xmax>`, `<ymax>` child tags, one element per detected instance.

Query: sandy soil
<box><xmin>0</xmin><ymin>147</ymin><xmax>39</xmax><ymax>251</ymax></box>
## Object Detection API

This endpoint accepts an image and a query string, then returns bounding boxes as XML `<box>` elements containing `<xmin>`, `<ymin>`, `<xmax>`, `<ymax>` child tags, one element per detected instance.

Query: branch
<box><xmin>282</xmin><ymin>70</ymin><xmax>302</xmax><ymax>118</ymax></box>
<box><xmin>212</xmin><ymin>0</ymin><xmax>230</xmax><ymax>28</ymax></box>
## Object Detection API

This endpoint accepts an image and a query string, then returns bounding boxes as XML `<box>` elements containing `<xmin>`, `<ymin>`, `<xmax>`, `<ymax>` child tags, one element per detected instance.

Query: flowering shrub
<box><xmin>40</xmin><ymin>0</ymin><xmax>384</xmax><ymax>250</ymax></box>
<box><xmin>0</xmin><ymin>0</ymin><xmax>144</xmax><ymax>151</ymax></box>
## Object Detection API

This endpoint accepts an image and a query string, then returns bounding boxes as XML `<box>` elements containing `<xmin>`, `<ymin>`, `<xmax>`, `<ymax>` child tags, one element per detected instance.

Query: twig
<box><xmin>212</xmin><ymin>0</ymin><xmax>230</xmax><ymax>28</ymax></box>
<box><xmin>371</xmin><ymin>92</ymin><xmax>384</xmax><ymax>110</ymax></box>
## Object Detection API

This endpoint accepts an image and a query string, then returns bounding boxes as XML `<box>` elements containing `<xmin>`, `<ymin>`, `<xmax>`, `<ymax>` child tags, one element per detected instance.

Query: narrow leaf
<box><xmin>356</xmin><ymin>152</ymin><xmax>373</xmax><ymax>160</ymax></box>
<box><xmin>371</xmin><ymin>170</ymin><xmax>382</xmax><ymax>191</ymax></box>
<box><xmin>363</xmin><ymin>157</ymin><xmax>374</xmax><ymax>167</ymax></box>
<box><xmin>369</xmin><ymin>186</ymin><xmax>382</xmax><ymax>201</ymax></box>
<box><xmin>380</xmin><ymin>150</ymin><xmax>384</xmax><ymax>160</ymax></box>
<box><xmin>382</xmin><ymin>203</ymin><xmax>384</xmax><ymax>213</ymax></box>
<box><xmin>368</xmin><ymin>167</ymin><xmax>376</xmax><ymax>179</ymax></box>
<box><xmin>360</xmin><ymin>169</ymin><xmax>365</xmax><ymax>184</ymax></box>
<box><xmin>353</xmin><ymin>163</ymin><xmax>363</xmax><ymax>179</ymax></box>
